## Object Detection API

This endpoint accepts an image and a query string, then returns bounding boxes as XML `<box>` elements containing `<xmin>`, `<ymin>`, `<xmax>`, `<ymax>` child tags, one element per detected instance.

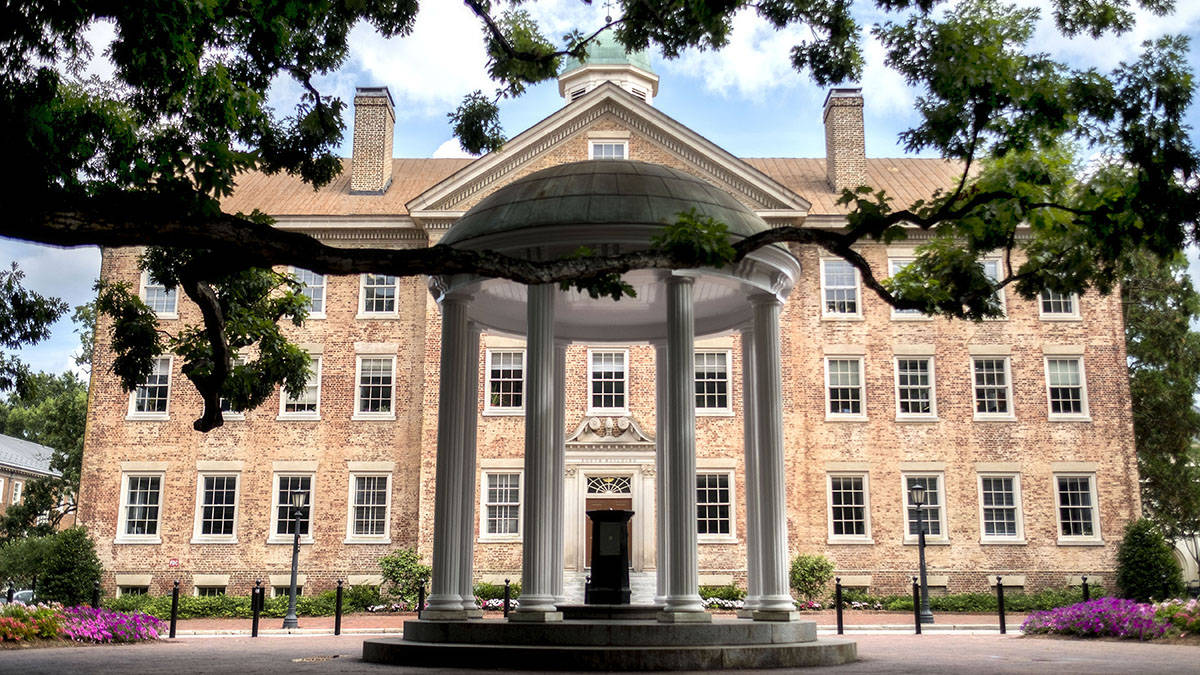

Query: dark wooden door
<box><xmin>585</xmin><ymin>497</ymin><xmax>632</xmax><ymax>566</ymax></box>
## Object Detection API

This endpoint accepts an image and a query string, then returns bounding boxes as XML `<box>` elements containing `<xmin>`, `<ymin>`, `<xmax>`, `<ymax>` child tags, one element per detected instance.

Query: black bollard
<box><xmin>417</xmin><ymin>580</ymin><xmax>426</xmax><ymax>620</ymax></box>
<box><xmin>503</xmin><ymin>578</ymin><xmax>511</xmax><ymax>618</ymax></box>
<box><xmin>996</xmin><ymin>576</ymin><xmax>1006</xmax><ymax>635</ymax></box>
<box><xmin>335</xmin><ymin>580</ymin><xmax>343</xmax><ymax>636</ymax></box>
<box><xmin>912</xmin><ymin>577</ymin><xmax>921</xmax><ymax>635</ymax></box>
<box><xmin>1082</xmin><ymin>575</ymin><xmax>1090</xmax><ymax>602</ymax></box>
<box><xmin>92</xmin><ymin>580</ymin><xmax>100</xmax><ymax>608</ymax></box>
<box><xmin>169</xmin><ymin>581</ymin><xmax>180</xmax><ymax>638</ymax></box>
<box><xmin>835</xmin><ymin>577</ymin><xmax>844</xmax><ymax>635</ymax></box>
<box><xmin>7</xmin><ymin>581</ymin><xmax>13</xmax><ymax>603</ymax></box>
<box><xmin>251</xmin><ymin>581</ymin><xmax>261</xmax><ymax>638</ymax></box>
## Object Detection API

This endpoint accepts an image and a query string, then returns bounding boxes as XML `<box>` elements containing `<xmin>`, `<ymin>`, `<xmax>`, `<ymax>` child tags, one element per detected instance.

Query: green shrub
<box><xmin>0</xmin><ymin>534</ymin><xmax>49</xmax><ymax>587</ymax></box>
<box><xmin>1117</xmin><ymin>519</ymin><xmax>1185</xmax><ymax>601</ymax></box>
<box><xmin>839</xmin><ymin>585</ymin><xmax>1108</xmax><ymax>613</ymax></box>
<box><xmin>0</xmin><ymin>528</ymin><xmax>102</xmax><ymax>605</ymax></box>
<box><xmin>698</xmin><ymin>584</ymin><xmax>745</xmax><ymax>601</ymax></box>
<box><xmin>379</xmin><ymin>548</ymin><xmax>431</xmax><ymax>602</ymax></box>
<box><xmin>789</xmin><ymin>554</ymin><xmax>834</xmax><ymax>602</ymax></box>
<box><xmin>343</xmin><ymin>584</ymin><xmax>382</xmax><ymax>611</ymax></box>
<box><xmin>473</xmin><ymin>581</ymin><xmax>521</xmax><ymax>600</ymax></box>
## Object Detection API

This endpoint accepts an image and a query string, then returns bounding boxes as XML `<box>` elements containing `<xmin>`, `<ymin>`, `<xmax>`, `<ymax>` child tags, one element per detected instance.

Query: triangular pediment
<box><xmin>565</xmin><ymin>415</ymin><xmax>655</xmax><ymax>451</ymax></box>
<box><xmin>407</xmin><ymin>82</ymin><xmax>809</xmax><ymax>225</ymax></box>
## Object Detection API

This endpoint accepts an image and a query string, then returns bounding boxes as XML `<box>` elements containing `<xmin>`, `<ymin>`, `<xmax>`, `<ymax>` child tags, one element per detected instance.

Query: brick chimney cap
<box><xmin>822</xmin><ymin>87</ymin><xmax>863</xmax><ymax>109</ymax></box>
<box><xmin>355</xmin><ymin>86</ymin><xmax>395</xmax><ymax>108</ymax></box>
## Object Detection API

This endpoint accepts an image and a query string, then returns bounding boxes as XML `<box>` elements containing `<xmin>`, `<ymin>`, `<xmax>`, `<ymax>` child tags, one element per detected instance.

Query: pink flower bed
<box><xmin>62</xmin><ymin>606</ymin><xmax>164</xmax><ymax>643</ymax></box>
<box><xmin>1021</xmin><ymin>598</ymin><xmax>1168</xmax><ymax>640</ymax></box>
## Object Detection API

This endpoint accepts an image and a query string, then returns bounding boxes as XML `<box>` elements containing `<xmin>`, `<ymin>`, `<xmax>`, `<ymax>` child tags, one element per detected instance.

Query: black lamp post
<box><xmin>282</xmin><ymin>490</ymin><xmax>308</xmax><ymax>630</ymax></box>
<box><xmin>909</xmin><ymin>482</ymin><xmax>934</xmax><ymax>624</ymax></box>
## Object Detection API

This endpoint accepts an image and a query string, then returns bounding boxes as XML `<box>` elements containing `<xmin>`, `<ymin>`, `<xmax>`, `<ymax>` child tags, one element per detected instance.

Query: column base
<box><xmin>736</xmin><ymin>608</ymin><xmax>757</xmax><ymax>619</ymax></box>
<box><xmin>508</xmin><ymin>611</ymin><xmax>564</xmax><ymax>623</ymax></box>
<box><xmin>753</xmin><ymin>609</ymin><xmax>803</xmax><ymax>622</ymax></box>
<box><xmin>657</xmin><ymin>610</ymin><xmax>713</xmax><ymax>624</ymax></box>
<box><xmin>465</xmin><ymin>608</ymin><xmax>484</xmax><ymax>619</ymax></box>
<box><xmin>420</xmin><ymin>610</ymin><xmax>471</xmax><ymax>621</ymax></box>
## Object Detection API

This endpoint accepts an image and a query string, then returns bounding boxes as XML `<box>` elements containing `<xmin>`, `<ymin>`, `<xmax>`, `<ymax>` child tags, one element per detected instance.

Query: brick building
<box><xmin>0</xmin><ymin>433</ymin><xmax>62</xmax><ymax>519</ymax></box>
<box><xmin>78</xmin><ymin>42</ymin><xmax>1139</xmax><ymax>600</ymax></box>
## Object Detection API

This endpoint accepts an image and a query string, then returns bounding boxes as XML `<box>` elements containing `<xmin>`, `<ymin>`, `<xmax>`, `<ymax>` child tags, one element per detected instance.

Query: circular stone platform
<box><xmin>362</xmin><ymin>618</ymin><xmax>856</xmax><ymax>671</ymax></box>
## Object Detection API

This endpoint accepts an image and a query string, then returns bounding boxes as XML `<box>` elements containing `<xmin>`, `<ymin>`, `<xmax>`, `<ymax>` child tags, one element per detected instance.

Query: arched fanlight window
<box><xmin>586</xmin><ymin>476</ymin><xmax>632</xmax><ymax>495</ymax></box>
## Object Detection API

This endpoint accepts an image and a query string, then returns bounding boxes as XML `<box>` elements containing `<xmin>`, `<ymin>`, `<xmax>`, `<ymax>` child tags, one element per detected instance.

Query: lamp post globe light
<box><xmin>909</xmin><ymin>482</ymin><xmax>934</xmax><ymax>624</ymax></box>
<box><xmin>282</xmin><ymin>490</ymin><xmax>308</xmax><ymax>630</ymax></box>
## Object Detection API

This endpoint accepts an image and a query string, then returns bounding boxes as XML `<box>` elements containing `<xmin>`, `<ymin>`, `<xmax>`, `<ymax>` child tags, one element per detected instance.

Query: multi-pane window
<box><xmin>141</xmin><ymin>273</ymin><xmax>177</xmax><ymax>316</ymax></box>
<box><xmin>123</xmin><ymin>475</ymin><xmax>162</xmax><ymax>537</ymax></box>
<box><xmin>590</xmin><ymin>142</ymin><xmax>626</xmax><ymax>159</ymax></box>
<box><xmin>694</xmin><ymin>352</ymin><xmax>729</xmax><ymax>411</ymax></box>
<box><xmin>979</xmin><ymin>475</ymin><xmax>1021</xmax><ymax>539</ymax></box>
<box><xmin>218</xmin><ymin>358</ymin><xmax>246</xmax><ymax>419</ymax></box>
<box><xmin>351</xmin><ymin>475</ymin><xmax>389</xmax><ymax>537</ymax></box>
<box><xmin>1056</xmin><ymin>475</ymin><xmax>1099</xmax><ymax>539</ymax></box>
<box><xmin>11</xmin><ymin>480</ymin><xmax>22</xmax><ymax>504</ymax></box>
<box><xmin>484</xmin><ymin>473</ymin><xmax>521</xmax><ymax>536</ymax></box>
<box><xmin>828</xmin><ymin>475</ymin><xmax>869</xmax><ymax>539</ymax></box>
<box><xmin>1046</xmin><ymin>357</ymin><xmax>1087</xmax><ymax>417</ymax></box>
<box><xmin>1040</xmin><ymin>289</ymin><xmax>1076</xmax><ymax>316</ymax></box>
<box><xmin>895</xmin><ymin>358</ymin><xmax>934</xmax><ymax>417</ymax></box>
<box><xmin>196</xmin><ymin>587</ymin><xmax>225</xmax><ymax>597</ymax></box>
<box><xmin>294</xmin><ymin>268</ymin><xmax>326</xmax><ymax>316</ymax></box>
<box><xmin>981</xmin><ymin>259</ymin><xmax>1006</xmax><ymax>315</ymax></box>
<box><xmin>696</xmin><ymin>473</ymin><xmax>731</xmax><ymax>536</ymax></box>
<box><xmin>589</xmin><ymin>351</ymin><xmax>627</xmax><ymax>412</ymax></box>
<box><xmin>356</xmin><ymin>356</ymin><xmax>394</xmax><ymax>416</ymax></box>
<box><xmin>904</xmin><ymin>475</ymin><xmax>943</xmax><ymax>538</ymax></box>
<box><xmin>973</xmin><ymin>358</ymin><xmax>1011</xmax><ymax>416</ymax></box>
<box><xmin>889</xmin><ymin>259</ymin><xmax>922</xmax><ymax>316</ymax></box>
<box><xmin>198</xmin><ymin>475</ymin><xmax>238</xmax><ymax>537</ymax></box>
<box><xmin>487</xmin><ymin>350</ymin><xmax>524</xmax><ymax>412</ymax></box>
<box><xmin>281</xmin><ymin>356</ymin><xmax>321</xmax><ymax>417</ymax></box>
<box><xmin>360</xmin><ymin>274</ymin><xmax>398</xmax><ymax>314</ymax></box>
<box><xmin>132</xmin><ymin>357</ymin><xmax>171</xmax><ymax>416</ymax></box>
<box><xmin>274</xmin><ymin>475</ymin><xmax>312</xmax><ymax>537</ymax></box>
<box><xmin>826</xmin><ymin>358</ymin><xmax>864</xmax><ymax>416</ymax></box>
<box><xmin>821</xmin><ymin>260</ymin><xmax>859</xmax><ymax>316</ymax></box>
<box><xmin>118</xmin><ymin>586</ymin><xmax>148</xmax><ymax>597</ymax></box>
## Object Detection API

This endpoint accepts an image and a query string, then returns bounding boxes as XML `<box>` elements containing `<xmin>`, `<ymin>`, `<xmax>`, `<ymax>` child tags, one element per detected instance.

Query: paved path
<box><xmin>3</xmin><ymin>633</ymin><xmax>1196</xmax><ymax>673</ymax></box>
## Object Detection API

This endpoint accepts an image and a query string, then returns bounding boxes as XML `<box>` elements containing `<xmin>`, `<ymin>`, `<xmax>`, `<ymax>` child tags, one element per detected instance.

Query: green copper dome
<box><xmin>560</xmin><ymin>32</ymin><xmax>653</xmax><ymax>75</ymax></box>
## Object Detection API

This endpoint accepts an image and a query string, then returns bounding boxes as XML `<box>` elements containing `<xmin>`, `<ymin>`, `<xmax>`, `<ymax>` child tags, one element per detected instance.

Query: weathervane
<box><xmin>603</xmin><ymin>0</ymin><xmax>616</xmax><ymax>23</ymax></box>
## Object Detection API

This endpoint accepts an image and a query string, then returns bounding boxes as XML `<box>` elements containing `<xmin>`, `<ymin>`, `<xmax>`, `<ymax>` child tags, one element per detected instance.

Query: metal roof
<box><xmin>0</xmin><ymin>433</ymin><xmax>59</xmax><ymax>476</ymax></box>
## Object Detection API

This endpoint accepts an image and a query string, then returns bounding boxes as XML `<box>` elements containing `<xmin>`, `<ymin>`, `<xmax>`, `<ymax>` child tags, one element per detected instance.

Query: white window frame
<box><xmin>345</xmin><ymin>472</ymin><xmax>392</xmax><ymax>544</ymax></box>
<box><xmin>980</xmin><ymin>258</ymin><xmax>1007</xmax><ymax>319</ymax></box>
<box><xmin>1054</xmin><ymin>473</ymin><xmax>1103</xmax><ymax>544</ymax></box>
<box><xmin>1044</xmin><ymin>355</ymin><xmax>1090</xmax><ymax>421</ymax></box>
<box><xmin>479</xmin><ymin>469</ymin><xmax>523</xmax><ymax>543</ymax></box>
<box><xmin>126</xmin><ymin>356</ymin><xmax>172</xmax><ymax>421</ymax></box>
<box><xmin>483</xmin><ymin>349</ymin><xmax>525</xmax><ymax>416</ymax></box>
<box><xmin>586</xmin><ymin>348</ymin><xmax>630</xmax><ymax>415</ymax></box>
<box><xmin>972</xmin><ymin>356</ymin><xmax>1015</xmax><ymax>421</ymax></box>
<box><xmin>353</xmin><ymin>355</ymin><xmax>397</xmax><ymax>421</ymax></box>
<box><xmin>588</xmin><ymin>140</ymin><xmax>628</xmax><ymax>160</ymax></box>
<box><xmin>115</xmin><ymin>472</ymin><xmax>164</xmax><ymax>544</ymax></box>
<box><xmin>1038</xmin><ymin>289</ymin><xmax>1080</xmax><ymax>320</ymax></box>
<box><xmin>218</xmin><ymin>357</ymin><xmax>246</xmax><ymax>421</ymax></box>
<box><xmin>278</xmin><ymin>355</ymin><xmax>322</xmax><ymax>420</ymax></box>
<box><xmin>977</xmin><ymin>473</ymin><xmax>1025</xmax><ymax>544</ymax></box>
<box><xmin>826</xmin><ymin>473</ymin><xmax>873</xmax><ymax>544</ymax></box>
<box><xmin>194</xmin><ymin>586</ymin><xmax>227</xmax><ymax>598</ymax></box>
<box><xmin>291</xmin><ymin>267</ymin><xmax>326</xmax><ymax>320</ymax></box>
<box><xmin>356</xmin><ymin>273</ymin><xmax>400</xmax><ymax>318</ymax></box>
<box><xmin>888</xmin><ymin>258</ymin><xmax>932</xmax><ymax>320</ymax></box>
<box><xmin>10</xmin><ymin>480</ymin><xmax>22</xmax><ymax>504</ymax></box>
<box><xmin>139</xmin><ymin>271</ymin><xmax>178</xmax><ymax>319</ymax></box>
<box><xmin>0</xmin><ymin>478</ymin><xmax>5</xmax><ymax>504</ymax></box>
<box><xmin>696</xmin><ymin>470</ymin><xmax>737</xmax><ymax>543</ymax></box>
<box><xmin>191</xmin><ymin>472</ymin><xmax>240</xmax><ymax>544</ymax></box>
<box><xmin>819</xmin><ymin>258</ymin><xmax>862</xmax><ymax>319</ymax></box>
<box><xmin>694</xmin><ymin>349</ymin><xmax>733</xmax><ymax>416</ymax></box>
<box><xmin>824</xmin><ymin>356</ymin><xmax>866</xmax><ymax>421</ymax></box>
<box><xmin>893</xmin><ymin>356</ymin><xmax>937</xmax><ymax>421</ymax></box>
<box><xmin>268</xmin><ymin>473</ymin><xmax>315</xmax><ymax>545</ymax></box>
<box><xmin>902</xmin><ymin>472</ymin><xmax>948</xmax><ymax>544</ymax></box>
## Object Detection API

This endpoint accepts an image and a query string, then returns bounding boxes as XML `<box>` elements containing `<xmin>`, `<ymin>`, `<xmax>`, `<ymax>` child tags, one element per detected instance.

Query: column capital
<box><xmin>666</xmin><ymin>274</ymin><xmax>695</xmax><ymax>288</ymax></box>
<box><xmin>748</xmin><ymin>292</ymin><xmax>782</xmax><ymax>308</ymax></box>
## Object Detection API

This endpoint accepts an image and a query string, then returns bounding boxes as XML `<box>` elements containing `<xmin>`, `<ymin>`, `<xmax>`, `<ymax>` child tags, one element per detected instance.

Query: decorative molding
<box><xmin>565</xmin><ymin>415</ymin><xmax>655</xmax><ymax>451</ymax></box>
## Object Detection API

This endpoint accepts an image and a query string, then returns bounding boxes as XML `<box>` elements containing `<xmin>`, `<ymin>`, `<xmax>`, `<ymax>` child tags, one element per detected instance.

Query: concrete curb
<box><xmin>171</xmin><ymin>624</ymin><xmax>1011</xmax><ymax>637</ymax></box>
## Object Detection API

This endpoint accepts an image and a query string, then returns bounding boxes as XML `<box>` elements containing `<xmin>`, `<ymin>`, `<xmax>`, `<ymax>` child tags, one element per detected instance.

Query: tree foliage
<box><xmin>1115</xmin><ymin>518</ymin><xmax>1185</xmax><ymax>601</ymax></box>
<box><xmin>0</xmin><ymin>0</ymin><xmax>1197</xmax><ymax>431</ymax></box>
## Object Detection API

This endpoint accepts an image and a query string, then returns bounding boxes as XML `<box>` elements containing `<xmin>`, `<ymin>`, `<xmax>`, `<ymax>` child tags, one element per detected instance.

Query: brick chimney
<box><xmin>350</xmin><ymin>87</ymin><xmax>395</xmax><ymax>194</ymax></box>
<box><xmin>823</xmin><ymin>88</ymin><xmax>866</xmax><ymax>192</ymax></box>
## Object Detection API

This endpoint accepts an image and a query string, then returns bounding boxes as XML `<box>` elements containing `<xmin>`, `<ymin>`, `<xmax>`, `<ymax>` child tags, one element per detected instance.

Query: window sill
<box><xmin>973</xmin><ymin>415</ymin><xmax>1017</xmax><ymax>422</ymax></box>
<box><xmin>154</xmin><ymin>312</ymin><xmax>179</xmax><ymax>320</ymax></box>
<box><xmin>820</xmin><ymin>315</ymin><xmax>864</xmax><ymax>322</ymax></box>
<box><xmin>267</xmin><ymin>536</ymin><xmax>315</xmax><ymax>545</ymax></box>
<box><xmin>825</xmin><ymin>414</ymin><xmax>868</xmax><ymax>423</ymax></box>
<box><xmin>1048</xmin><ymin>415</ymin><xmax>1092</xmax><ymax>423</ymax></box>
<box><xmin>222</xmin><ymin>414</ymin><xmax>245</xmax><ymax>421</ymax></box>
<box><xmin>895</xmin><ymin>416</ymin><xmax>938</xmax><ymax>423</ymax></box>
<box><xmin>1039</xmin><ymin>315</ymin><xmax>1081</xmax><ymax>322</ymax></box>
<box><xmin>1057</xmin><ymin>538</ymin><xmax>1104</xmax><ymax>546</ymax></box>
<box><xmin>343</xmin><ymin>537</ymin><xmax>391</xmax><ymax>545</ymax></box>
<box><xmin>355</xmin><ymin>312</ymin><xmax>399</xmax><ymax>320</ymax></box>
<box><xmin>352</xmin><ymin>413</ymin><xmax>396</xmax><ymax>421</ymax></box>
<box><xmin>114</xmin><ymin>536</ymin><xmax>162</xmax><ymax>545</ymax></box>
<box><xmin>902</xmin><ymin>538</ymin><xmax>950</xmax><ymax>546</ymax></box>
<box><xmin>828</xmin><ymin>538</ymin><xmax>875</xmax><ymax>545</ymax></box>
<box><xmin>478</xmin><ymin>536</ymin><xmax>522</xmax><ymax>544</ymax></box>
<box><xmin>191</xmin><ymin>537</ymin><xmax>238</xmax><ymax>545</ymax></box>
<box><xmin>980</xmin><ymin>539</ymin><xmax>1027</xmax><ymax>545</ymax></box>
<box><xmin>586</xmin><ymin>409</ymin><xmax>630</xmax><ymax>418</ymax></box>
<box><xmin>698</xmin><ymin>536</ymin><xmax>738</xmax><ymax>545</ymax></box>
<box><xmin>891</xmin><ymin>314</ymin><xmax>934</xmax><ymax>321</ymax></box>
<box><xmin>306</xmin><ymin>313</ymin><xmax>326</xmax><ymax>320</ymax></box>
<box><xmin>125</xmin><ymin>413</ymin><xmax>169</xmax><ymax>421</ymax></box>
<box><xmin>278</xmin><ymin>413</ymin><xmax>321</xmax><ymax>421</ymax></box>
<box><xmin>482</xmin><ymin>408</ymin><xmax>524</xmax><ymax>417</ymax></box>
<box><xmin>696</xmin><ymin>409</ymin><xmax>735</xmax><ymax>417</ymax></box>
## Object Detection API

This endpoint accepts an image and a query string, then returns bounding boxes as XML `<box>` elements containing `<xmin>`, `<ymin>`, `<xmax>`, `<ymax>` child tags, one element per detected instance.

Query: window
<box><xmin>196</xmin><ymin>586</ymin><xmax>225</xmax><ymax>597</ymax></box>
<box><xmin>894</xmin><ymin>357</ymin><xmax>936</xmax><ymax>419</ymax></box>
<box><xmin>588</xmin><ymin>350</ymin><xmax>628</xmax><ymax>413</ymax></box>
<box><xmin>482</xmin><ymin>472</ymin><xmax>521</xmax><ymax>539</ymax></box>
<box><xmin>218</xmin><ymin>358</ymin><xmax>246</xmax><ymax>420</ymax></box>
<box><xmin>1046</xmin><ymin>357</ymin><xmax>1088</xmax><ymax>419</ymax></box>
<box><xmin>978</xmin><ymin>474</ymin><xmax>1023</xmax><ymax>542</ymax></box>
<box><xmin>347</xmin><ymin>474</ymin><xmax>390</xmax><ymax>542</ymax></box>
<box><xmin>271</xmin><ymin>475</ymin><xmax>313</xmax><ymax>542</ymax></box>
<box><xmin>128</xmin><ymin>357</ymin><xmax>171</xmax><ymax>419</ymax></box>
<box><xmin>11</xmin><ymin>480</ymin><xmax>22</xmax><ymax>504</ymax></box>
<box><xmin>117</xmin><ymin>474</ymin><xmax>163</xmax><ymax>543</ymax></box>
<box><xmin>0</xmin><ymin>478</ymin><xmax>5</xmax><ymax>503</ymax></box>
<box><xmin>273</xmin><ymin>586</ymin><xmax>303</xmax><ymax>598</ymax></box>
<box><xmin>825</xmin><ymin>357</ymin><xmax>864</xmax><ymax>418</ymax></box>
<box><xmin>570</xmin><ymin>87</ymin><xmax>587</xmax><ymax>101</ymax></box>
<box><xmin>194</xmin><ymin>474</ymin><xmax>238</xmax><ymax>542</ymax></box>
<box><xmin>355</xmin><ymin>356</ymin><xmax>395</xmax><ymax>418</ymax></box>
<box><xmin>903</xmin><ymin>474</ymin><xmax>946</xmax><ymax>542</ymax></box>
<box><xmin>359</xmin><ymin>274</ymin><xmax>398</xmax><ymax>316</ymax></box>
<box><xmin>1040</xmin><ymin>289</ymin><xmax>1078</xmax><ymax>319</ymax></box>
<box><xmin>293</xmin><ymin>268</ymin><xmax>326</xmax><ymax>318</ymax></box>
<box><xmin>981</xmin><ymin>259</ymin><xmax>1006</xmax><ymax>316</ymax></box>
<box><xmin>694</xmin><ymin>351</ymin><xmax>730</xmax><ymax>413</ymax></box>
<box><xmin>821</xmin><ymin>259</ymin><xmax>860</xmax><ymax>317</ymax></box>
<box><xmin>589</xmin><ymin>141</ymin><xmax>626</xmax><ymax>159</ymax></box>
<box><xmin>1056</xmin><ymin>474</ymin><xmax>1101</xmax><ymax>542</ymax></box>
<box><xmin>280</xmin><ymin>356</ymin><xmax>321</xmax><ymax>419</ymax></box>
<box><xmin>827</xmin><ymin>474</ymin><xmax>871</xmax><ymax>542</ymax></box>
<box><xmin>888</xmin><ymin>258</ymin><xmax>926</xmax><ymax>318</ymax></box>
<box><xmin>485</xmin><ymin>350</ymin><xmax>524</xmax><ymax>413</ymax></box>
<box><xmin>140</xmin><ymin>272</ymin><xmax>178</xmax><ymax>317</ymax></box>
<box><xmin>973</xmin><ymin>357</ymin><xmax>1013</xmax><ymax>418</ymax></box>
<box><xmin>118</xmin><ymin>586</ymin><xmax>148</xmax><ymax>597</ymax></box>
<box><xmin>696</xmin><ymin>473</ymin><xmax>732</xmax><ymax>538</ymax></box>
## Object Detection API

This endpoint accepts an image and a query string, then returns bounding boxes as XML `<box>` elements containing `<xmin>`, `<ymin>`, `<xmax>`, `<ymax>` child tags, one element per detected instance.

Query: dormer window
<box><xmin>590</xmin><ymin>141</ymin><xmax>627</xmax><ymax>160</ymax></box>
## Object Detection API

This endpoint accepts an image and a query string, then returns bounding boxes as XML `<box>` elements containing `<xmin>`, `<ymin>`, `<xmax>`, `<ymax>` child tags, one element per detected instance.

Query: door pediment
<box><xmin>566</xmin><ymin>415</ymin><xmax>654</xmax><ymax>452</ymax></box>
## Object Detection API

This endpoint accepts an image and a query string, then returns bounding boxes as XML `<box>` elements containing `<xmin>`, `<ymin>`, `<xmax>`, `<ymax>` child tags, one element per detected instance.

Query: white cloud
<box><xmin>431</xmin><ymin>138</ymin><xmax>478</xmax><ymax>159</ymax></box>
<box><xmin>1025</xmin><ymin>0</ymin><xmax>1200</xmax><ymax>71</ymax></box>
<box><xmin>860</xmin><ymin>33</ymin><xmax>915</xmax><ymax>117</ymax></box>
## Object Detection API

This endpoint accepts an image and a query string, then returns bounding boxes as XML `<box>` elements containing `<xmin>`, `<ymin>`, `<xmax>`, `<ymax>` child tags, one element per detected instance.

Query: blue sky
<box><xmin>4</xmin><ymin>1</ymin><xmax>1200</xmax><ymax>377</ymax></box>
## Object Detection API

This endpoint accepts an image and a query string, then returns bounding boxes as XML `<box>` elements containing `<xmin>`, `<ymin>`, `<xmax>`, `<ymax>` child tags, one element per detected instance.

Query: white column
<box><xmin>512</xmin><ymin>284</ymin><xmax>562</xmax><ymax>621</ymax></box>
<box><xmin>660</xmin><ymin>276</ymin><xmax>708</xmax><ymax>620</ymax></box>
<box><xmin>751</xmin><ymin>294</ymin><xmax>799</xmax><ymax>618</ymax></box>
<box><xmin>459</xmin><ymin>324</ymin><xmax>482</xmax><ymax>615</ymax></box>
<box><xmin>740</xmin><ymin>327</ymin><xmax>763</xmax><ymax>616</ymax></box>
<box><xmin>553</xmin><ymin>342</ymin><xmax>568</xmax><ymax>604</ymax></box>
<box><xmin>653</xmin><ymin>342</ymin><xmax>669</xmax><ymax>606</ymax></box>
<box><xmin>425</xmin><ymin>296</ymin><xmax>469</xmax><ymax>618</ymax></box>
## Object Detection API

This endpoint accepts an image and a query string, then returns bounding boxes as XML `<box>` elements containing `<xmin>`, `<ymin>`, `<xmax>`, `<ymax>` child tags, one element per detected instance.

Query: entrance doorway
<box><xmin>584</xmin><ymin>476</ymin><xmax>633</xmax><ymax>567</ymax></box>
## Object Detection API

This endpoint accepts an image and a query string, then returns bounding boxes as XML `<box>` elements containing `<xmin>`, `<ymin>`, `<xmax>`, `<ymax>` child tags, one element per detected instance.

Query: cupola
<box><xmin>557</xmin><ymin>32</ymin><xmax>659</xmax><ymax>105</ymax></box>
